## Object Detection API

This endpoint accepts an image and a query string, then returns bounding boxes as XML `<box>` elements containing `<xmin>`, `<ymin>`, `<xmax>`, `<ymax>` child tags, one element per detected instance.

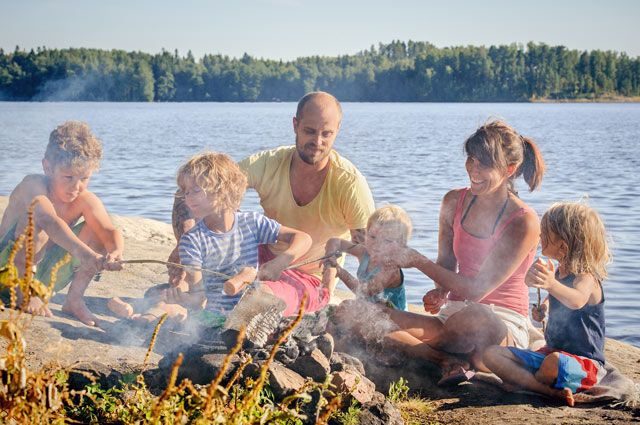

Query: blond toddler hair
<box><xmin>367</xmin><ymin>205</ymin><xmax>413</xmax><ymax>246</ymax></box>
<box><xmin>541</xmin><ymin>202</ymin><xmax>611</xmax><ymax>282</ymax></box>
<box><xmin>176</xmin><ymin>152</ymin><xmax>247</xmax><ymax>211</ymax></box>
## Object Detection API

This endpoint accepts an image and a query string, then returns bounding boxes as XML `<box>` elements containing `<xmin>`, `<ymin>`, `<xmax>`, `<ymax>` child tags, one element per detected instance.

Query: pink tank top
<box><xmin>449</xmin><ymin>188</ymin><xmax>534</xmax><ymax>317</ymax></box>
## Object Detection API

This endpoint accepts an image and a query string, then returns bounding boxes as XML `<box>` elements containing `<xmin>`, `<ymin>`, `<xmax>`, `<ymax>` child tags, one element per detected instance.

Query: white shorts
<box><xmin>435</xmin><ymin>300</ymin><xmax>529</xmax><ymax>349</ymax></box>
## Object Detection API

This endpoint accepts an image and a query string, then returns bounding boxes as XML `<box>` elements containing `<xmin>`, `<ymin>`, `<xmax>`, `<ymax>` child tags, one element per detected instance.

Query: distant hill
<box><xmin>1</xmin><ymin>41</ymin><xmax>639</xmax><ymax>102</ymax></box>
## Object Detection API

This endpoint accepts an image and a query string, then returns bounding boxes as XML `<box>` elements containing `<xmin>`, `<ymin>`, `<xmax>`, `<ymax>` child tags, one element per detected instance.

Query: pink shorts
<box><xmin>259</xmin><ymin>245</ymin><xmax>330</xmax><ymax>316</ymax></box>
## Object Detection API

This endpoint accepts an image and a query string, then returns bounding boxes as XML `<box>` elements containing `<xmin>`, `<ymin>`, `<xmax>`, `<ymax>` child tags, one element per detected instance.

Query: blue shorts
<box><xmin>508</xmin><ymin>346</ymin><xmax>605</xmax><ymax>393</ymax></box>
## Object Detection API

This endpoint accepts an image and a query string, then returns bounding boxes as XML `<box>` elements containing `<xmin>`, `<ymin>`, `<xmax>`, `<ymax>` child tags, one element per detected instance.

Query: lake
<box><xmin>1</xmin><ymin>101</ymin><xmax>638</xmax><ymax>347</ymax></box>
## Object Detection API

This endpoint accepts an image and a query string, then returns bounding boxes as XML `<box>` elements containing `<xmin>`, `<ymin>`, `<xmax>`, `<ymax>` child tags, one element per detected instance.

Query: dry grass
<box><xmin>0</xmin><ymin>200</ymin><xmax>348</xmax><ymax>424</ymax></box>
<box><xmin>396</xmin><ymin>397</ymin><xmax>440</xmax><ymax>425</ymax></box>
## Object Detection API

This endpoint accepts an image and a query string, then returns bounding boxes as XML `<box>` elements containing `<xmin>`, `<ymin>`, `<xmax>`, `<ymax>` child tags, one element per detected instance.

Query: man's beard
<box><xmin>296</xmin><ymin>136</ymin><xmax>329</xmax><ymax>165</ymax></box>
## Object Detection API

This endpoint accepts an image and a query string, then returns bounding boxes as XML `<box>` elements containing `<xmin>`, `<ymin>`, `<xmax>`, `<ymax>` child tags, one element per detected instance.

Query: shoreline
<box><xmin>1</xmin><ymin>196</ymin><xmax>639</xmax><ymax>423</ymax></box>
<box><xmin>0</xmin><ymin>194</ymin><xmax>637</xmax><ymax>349</ymax></box>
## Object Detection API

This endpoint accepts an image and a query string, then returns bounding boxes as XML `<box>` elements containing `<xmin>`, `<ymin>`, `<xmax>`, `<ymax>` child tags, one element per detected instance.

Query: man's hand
<box><xmin>322</xmin><ymin>253</ymin><xmax>340</xmax><ymax>269</ymax></box>
<box><xmin>167</xmin><ymin>247</ymin><xmax>186</xmax><ymax>287</ymax></box>
<box><xmin>324</xmin><ymin>238</ymin><xmax>343</xmax><ymax>257</ymax></box>
<box><xmin>423</xmin><ymin>287</ymin><xmax>448</xmax><ymax>314</ymax></box>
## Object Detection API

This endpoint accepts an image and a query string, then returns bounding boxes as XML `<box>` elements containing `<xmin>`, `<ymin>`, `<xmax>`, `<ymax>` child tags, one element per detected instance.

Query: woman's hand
<box><xmin>423</xmin><ymin>287</ymin><xmax>448</xmax><ymax>314</ymax></box>
<box><xmin>379</xmin><ymin>242</ymin><xmax>421</xmax><ymax>268</ymax></box>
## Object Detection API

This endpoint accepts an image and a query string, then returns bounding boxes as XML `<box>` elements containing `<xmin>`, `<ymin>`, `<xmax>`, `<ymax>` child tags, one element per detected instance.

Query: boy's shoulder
<box><xmin>9</xmin><ymin>174</ymin><xmax>48</xmax><ymax>206</ymax></box>
<box><xmin>16</xmin><ymin>174</ymin><xmax>48</xmax><ymax>193</ymax></box>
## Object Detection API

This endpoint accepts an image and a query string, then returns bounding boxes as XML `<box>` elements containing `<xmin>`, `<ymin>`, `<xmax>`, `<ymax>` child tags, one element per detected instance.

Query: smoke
<box><xmin>335</xmin><ymin>299</ymin><xmax>399</xmax><ymax>346</ymax></box>
<box><xmin>33</xmin><ymin>71</ymin><xmax>110</xmax><ymax>101</ymax></box>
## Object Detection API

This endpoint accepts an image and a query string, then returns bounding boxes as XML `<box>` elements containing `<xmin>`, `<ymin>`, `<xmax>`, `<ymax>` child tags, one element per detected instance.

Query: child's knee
<box><xmin>536</xmin><ymin>352</ymin><xmax>560</xmax><ymax>385</ymax></box>
<box><xmin>77</xmin><ymin>224</ymin><xmax>104</xmax><ymax>252</ymax></box>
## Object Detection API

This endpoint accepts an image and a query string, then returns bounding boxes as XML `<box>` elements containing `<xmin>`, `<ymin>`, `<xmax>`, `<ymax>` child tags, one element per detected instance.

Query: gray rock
<box><xmin>67</xmin><ymin>361</ymin><xmax>128</xmax><ymax>390</ymax></box>
<box><xmin>160</xmin><ymin>349</ymin><xmax>240</xmax><ymax>386</ymax></box>
<box><xmin>358</xmin><ymin>399</ymin><xmax>404</xmax><ymax>425</ymax></box>
<box><xmin>330</xmin><ymin>351</ymin><xmax>366</xmax><ymax>376</ymax></box>
<box><xmin>243</xmin><ymin>360</ymin><xmax>307</xmax><ymax>401</ymax></box>
<box><xmin>290</xmin><ymin>348</ymin><xmax>330</xmax><ymax>381</ymax></box>
<box><xmin>315</xmin><ymin>333</ymin><xmax>334</xmax><ymax>360</ymax></box>
<box><xmin>266</xmin><ymin>362</ymin><xmax>306</xmax><ymax>400</ymax></box>
<box><xmin>331</xmin><ymin>369</ymin><xmax>376</xmax><ymax>405</ymax></box>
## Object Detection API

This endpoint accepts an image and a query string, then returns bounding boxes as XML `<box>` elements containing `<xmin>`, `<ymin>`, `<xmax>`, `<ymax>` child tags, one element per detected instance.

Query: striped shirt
<box><xmin>179</xmin><ymin>211</ymin><xmax>280</xmax><ymax>313</ymax></box>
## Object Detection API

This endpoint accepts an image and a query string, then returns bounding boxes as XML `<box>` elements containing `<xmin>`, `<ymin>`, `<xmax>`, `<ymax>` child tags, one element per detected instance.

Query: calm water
<box><xmin>1</xmin><ymin>102</ymin><xmax>639</xmax><ymax>347</ymax></box>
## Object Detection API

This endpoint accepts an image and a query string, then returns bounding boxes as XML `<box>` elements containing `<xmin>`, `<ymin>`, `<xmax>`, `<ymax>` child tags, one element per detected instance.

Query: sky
<box><xmin>1</xmin><ymin>0</ymin><xmax>639</xmax><ymax>60</ymax></box>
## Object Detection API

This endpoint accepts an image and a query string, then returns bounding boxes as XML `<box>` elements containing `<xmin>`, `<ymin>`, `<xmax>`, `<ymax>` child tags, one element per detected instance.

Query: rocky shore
<box><xmin>1</xmin><ymin>196</ymin><xmax>638</xmax><ymax>424</ymax></box>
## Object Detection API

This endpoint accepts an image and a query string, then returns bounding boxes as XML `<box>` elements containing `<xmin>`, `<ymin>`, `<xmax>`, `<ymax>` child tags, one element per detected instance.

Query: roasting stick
<box><xmin>537</xmin><ymin>288</ymin><xmax>546</xmax><ymax>332</ymax></box>
<box><xmin>120</xmin><ymin>251</ymin><xmax>342</xmax><ymax>296</ymax></box>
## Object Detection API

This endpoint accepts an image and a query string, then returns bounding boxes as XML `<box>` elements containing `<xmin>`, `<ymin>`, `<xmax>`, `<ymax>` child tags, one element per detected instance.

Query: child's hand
<box><xmin>104</xmin><ymin>251</ymin><xmax>123</xmax><ymax>271</ymax></box>
<box><xmin>525</xmin><ymin>258</ymin><xmax>557</xmax><ymax>290</ymax></box>
<box><xmin>167</xmin><ymin>247</ymin><xmax>187</xmax><ymax>287</ymax></box>
<box><xmin>224</xmin><ymin>267</ymin><xmax>257</xmax><ymax>295</ymax></box>
<box><xmin>423</xmin><ymin>288</ymin><xmax>448</xmax><ymax>314</ymax></box>
<box><xmin>531</xmin><ymin>302</ymin><xmax>548</xmax><ymax>323</ymax></box>
<box><xmin>80</xmin><ymin>252</ymin><xmax>106</xmax><ymax>275</ymax></box>
<box><xmin>257</xmin><ymin>257</ymin><xmax>288</xmax><ymax>282</ymax></box>
<box><xmin>163</xmin><ymin>286</ymin><xmax>205</xmax><ymax>309</ymax></box>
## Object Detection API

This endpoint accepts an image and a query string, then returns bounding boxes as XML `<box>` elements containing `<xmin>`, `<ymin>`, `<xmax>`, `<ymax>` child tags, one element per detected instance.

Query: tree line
<box><xmin>1</xmin><ymin>41</ymin><xmax>639</xmax><ymax>102</ymax></box>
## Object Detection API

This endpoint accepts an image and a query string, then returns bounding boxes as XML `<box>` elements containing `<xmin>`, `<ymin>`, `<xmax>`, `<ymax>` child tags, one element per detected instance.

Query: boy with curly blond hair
<box><xmin>0</xmin><ymin>121</ymin><xmax>123</xmax><ymax>326</ymax></box>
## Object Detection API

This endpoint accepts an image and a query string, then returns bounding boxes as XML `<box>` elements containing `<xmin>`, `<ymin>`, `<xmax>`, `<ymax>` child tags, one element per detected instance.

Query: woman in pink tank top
<box><xmin>379</xmin><ymin>120</ymin><xmax>546</xmax><ymax>384</ymax></box>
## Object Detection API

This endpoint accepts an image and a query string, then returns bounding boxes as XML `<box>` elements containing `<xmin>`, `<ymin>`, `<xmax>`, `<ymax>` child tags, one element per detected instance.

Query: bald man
<box><xmin>170</xmin><ymin>91</ymin><xmax>375</xmax><ymax>316</ymax></box>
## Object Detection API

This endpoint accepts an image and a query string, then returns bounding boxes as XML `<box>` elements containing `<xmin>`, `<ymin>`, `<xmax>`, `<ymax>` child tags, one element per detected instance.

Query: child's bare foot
<box><xmin>107</xmin><ymin>297</ymin><xmax>134</xmax><ymax>318</ymax></box>
<box><xmin>555</xmin><ymin>388</ymin><xmax>575</xmax><ymax>407</ymax></box>
<box><xmin>62</xmin><ymin>298</ymin><xmax>98</xmax><ymax>327</ymax></box>
<box><xmin>132</xmin><ymin>303</ymin><xmax>187</xmax><ymax>325</ymax></box>
<box><xmin>23</xmin><ymin>296</ymin><xmax>53</xmax><ymax>318</ymax></box>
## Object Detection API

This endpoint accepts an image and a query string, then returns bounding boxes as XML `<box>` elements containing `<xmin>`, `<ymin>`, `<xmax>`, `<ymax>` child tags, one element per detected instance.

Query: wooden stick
<box><xmin>119</xmin><ymin>259</ymin><xmax>233</xmax><ymax>280</ymax></box>
<box><xmin>285</xmin><ymin>251</ymin><xmax>342</xmax><ymax>270</ymax></box>
<box><xmin>537</xmin><ymin>288</ymin><xmax>546</xmax><ymax>332</ymax></box>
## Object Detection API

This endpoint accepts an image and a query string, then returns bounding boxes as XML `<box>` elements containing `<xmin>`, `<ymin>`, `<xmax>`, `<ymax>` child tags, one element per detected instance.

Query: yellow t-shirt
<box><xmin>239</xmin><ymin>146</ymin><xmax>375</xmax><ymax>278</ymax></box>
